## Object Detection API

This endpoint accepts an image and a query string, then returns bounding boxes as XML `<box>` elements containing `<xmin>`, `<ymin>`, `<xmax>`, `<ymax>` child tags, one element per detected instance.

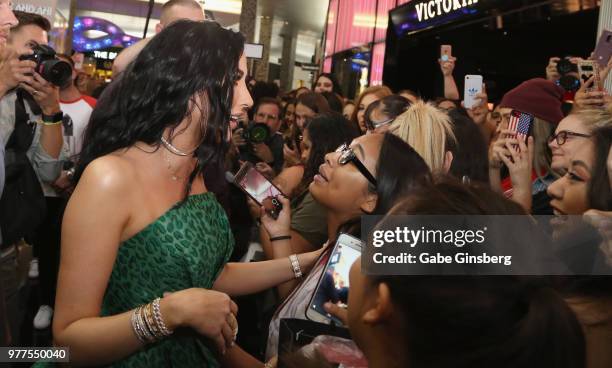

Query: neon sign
<box><xmin>415</xmin><ymin>0</ymin><xmax>479</xmax><ymax>22</ymax></box>
<box><xmin>73</xmin><ymin>16</ymin><xmax>140</xmax><ymax>52</ymax></box>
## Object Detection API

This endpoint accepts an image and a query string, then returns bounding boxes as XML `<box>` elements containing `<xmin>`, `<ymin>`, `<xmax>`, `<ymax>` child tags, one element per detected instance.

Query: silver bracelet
<box><xmin>289</xmin><ymin>254</ymin><xmax>303</xmax><ymax>279</ymax></box>
<box><xmin>130</xmin><ymin>307</ymin><xmax>147</xmax><ymax>343</ymax></box>
<box><xmin>136</xmin><ymin>305</ymin><xmax>156</xmax><ymax>343</ymax></box>
<box><xmin>152</xmin><ymin>297</ymin><xmax>173</xmax><ymax>337</ymax></box>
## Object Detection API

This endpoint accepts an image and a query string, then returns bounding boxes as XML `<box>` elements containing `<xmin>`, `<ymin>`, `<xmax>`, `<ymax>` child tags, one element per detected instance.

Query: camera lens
<box><xmin>249</xmin><ymin>124</ymin><xmax>269</xmax><ymax>144</ymax></box>
<box><xmin>557</xmin><ymin>59</ymin><xmax>578</xmax><ymax>75</ymax></box>
<box><xmin>40</xmin><ymin>59</ymin><xmax>72</xmax><ymax>87</ymax></box>
<box><xmin>559</xmin><ymin>75</ymin><xmax>581</xmax><ymax>92</ymax></box>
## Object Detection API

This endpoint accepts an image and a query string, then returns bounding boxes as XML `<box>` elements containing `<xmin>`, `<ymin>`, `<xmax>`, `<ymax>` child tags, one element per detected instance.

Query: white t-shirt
<box><xmin>60</xmin><ymin>95</ymin><xmax>96</xmax><ymax>158</ymax></box>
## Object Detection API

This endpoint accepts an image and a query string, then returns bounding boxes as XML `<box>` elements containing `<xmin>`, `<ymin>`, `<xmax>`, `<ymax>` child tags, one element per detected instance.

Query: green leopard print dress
<box><xmin>34</xmin><ymin>192</ymin><xmax>233</xmax><ymax>367</ymax></box>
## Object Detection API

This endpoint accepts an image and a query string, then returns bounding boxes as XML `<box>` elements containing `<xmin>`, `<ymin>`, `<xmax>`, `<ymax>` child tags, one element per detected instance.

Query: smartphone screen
<box><xmin>308</xmin><ymin>235</ymin><xmax>362</xmax><ymax>325</ymax></box>
<box><xmin>236</xmin><ymin>165</ymin><xmax>283</xmax><ymax>206</ymax></box>
<box><xmin>464</xmin><ymin>75</ymin><xmax>483</xmax><ymax>109</ymax></box>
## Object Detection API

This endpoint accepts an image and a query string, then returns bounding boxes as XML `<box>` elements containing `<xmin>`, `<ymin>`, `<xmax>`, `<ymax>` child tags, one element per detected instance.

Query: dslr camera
<box><xmin>241</xmin><ymin>122</ymin><xmax>270</xmax><ymax>145</ymax></box>
<box><xmin>556</xmin><ymin>57</ymin><xmax>580</xmax><ymax>92</ymax></box>
<box><xmin>19</xmin><ymin>44</ymin><xmax>72</xmax><ymax>87</ymax></box>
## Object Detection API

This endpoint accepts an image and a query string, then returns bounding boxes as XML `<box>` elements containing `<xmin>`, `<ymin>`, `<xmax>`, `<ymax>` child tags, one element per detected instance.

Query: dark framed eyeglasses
<box><xmin>365</xmin><ymin>117</ymin><xmax>395</xmax><ymax>132</ymax></box>
<box><xmin>335</xmin><ymin>144</ymin><xmax>378</xmax><ymax>187</ymax></box>
<box><xmin>548</xmin><ymin>130</ymin><xmax>591</xmax><ymax>146</ymax></box>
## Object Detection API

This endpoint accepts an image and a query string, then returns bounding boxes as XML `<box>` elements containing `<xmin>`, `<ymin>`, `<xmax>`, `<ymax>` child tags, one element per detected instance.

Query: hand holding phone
<box><xmin>464</xmin><ymin>75</ymin><xmax>483</xmax><ymax>109</ymax></box>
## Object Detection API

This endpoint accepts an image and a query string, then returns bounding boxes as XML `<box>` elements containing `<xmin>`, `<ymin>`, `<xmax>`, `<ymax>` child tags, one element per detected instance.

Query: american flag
<box><xmin>508</xmin><ymin>110</ymin><xmax>533</xmax><ymax>147</ymax></box>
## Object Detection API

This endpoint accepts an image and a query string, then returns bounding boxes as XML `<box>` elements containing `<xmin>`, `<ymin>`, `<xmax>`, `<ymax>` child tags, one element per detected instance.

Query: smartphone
<box><xmin>506</xmin><ymin>110</ymin><xmax>534</xmax><ymax>146</ymax></box>
<box><xmin>306</xmin><ymin>233</ymin><xmax>363</xmax><ymax>325</ymax></box>
<box><xmin>464</xmin><ymin>75</ymin><xmax>483</xmax><ymax>109</ymax></box>
<box><xmin>440</xmin><ymin>45</ymin><xmax>452</xmax><ymax>62</ymax></box>
<box><xmin>578</xmin><ymin>60</ymin><xmax>602</xmax><ymax>91</ymax></box>
<box><xmin>231</xmin><ymin>162</ymin><xmax>284</xmax><ymax>219</ymax></box>
<box><xmin>593</xmin><ymin>29</ymin><xmax>612</xmax><ymax>68</ymax></box>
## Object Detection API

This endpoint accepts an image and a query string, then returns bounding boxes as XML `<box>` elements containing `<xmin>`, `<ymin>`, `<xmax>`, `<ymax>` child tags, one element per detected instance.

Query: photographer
<box><xmin>234</xmin><ymin>97</ymin><xmax>285</xmax><ymax>175</ymax></box>
<box><xmin>0</xmin><ymin>11</ymin><xmax>66</xmax><ymax>333</ymax></box>
<box><xmin>0</xmin><ymin>0</ymin><xmax>18</xmax><ymax>347</ymax></box>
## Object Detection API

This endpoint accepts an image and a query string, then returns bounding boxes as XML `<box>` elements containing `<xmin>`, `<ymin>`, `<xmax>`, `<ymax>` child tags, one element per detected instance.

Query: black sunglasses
<box><xmin>548</xmin><ymin>130</ymin><xmax>591</xmax><ymax>146</ymax></box>
<box><xmin>335</xmin><ymin>144</ymin><xmax>377</xmax><ymax>187</ymax></box>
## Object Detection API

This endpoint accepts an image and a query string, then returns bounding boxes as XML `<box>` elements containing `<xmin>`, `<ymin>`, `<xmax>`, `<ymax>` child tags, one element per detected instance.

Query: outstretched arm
<box><xmin>112</xmin><ymin>38</ymin><xmax>152</xmax><ymax>75</ymax></box>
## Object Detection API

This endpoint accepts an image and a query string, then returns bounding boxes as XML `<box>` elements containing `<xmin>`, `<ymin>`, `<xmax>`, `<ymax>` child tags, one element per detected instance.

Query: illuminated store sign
<box><xmin>391</xmin><ymin>0</ymin><xmax>503</xmax><ymax>36</ymax></box>
<box><xmin>415</xmin><ymin>0</ymin><xmax>479</xmax><ymax>22</ymax></box>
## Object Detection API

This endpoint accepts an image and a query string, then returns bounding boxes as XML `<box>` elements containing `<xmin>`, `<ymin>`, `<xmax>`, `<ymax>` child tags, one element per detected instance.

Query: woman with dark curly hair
<box><xmin>49</xmin><ymin>21</ymin><xmax>322</xmax><ymax>367</ymax></box>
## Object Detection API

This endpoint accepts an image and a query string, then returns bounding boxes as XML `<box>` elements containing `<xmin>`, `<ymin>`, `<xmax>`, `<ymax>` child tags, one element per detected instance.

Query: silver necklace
<box><xmin>160</xmin><ymin>136</ymin><xmax>198</xmax><ymax>157</ymax></box>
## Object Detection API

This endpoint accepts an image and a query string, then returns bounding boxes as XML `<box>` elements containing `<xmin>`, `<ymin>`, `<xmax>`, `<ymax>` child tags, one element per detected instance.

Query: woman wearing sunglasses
<box><xmin>220</xmin><ymin>133</ymin><xmax>431</xmax><ymax>366</ymax></box>
<box><xmin>549</xmin><ymin>106</ymin><xmax>612</xmax><ymax>174</ymax></box>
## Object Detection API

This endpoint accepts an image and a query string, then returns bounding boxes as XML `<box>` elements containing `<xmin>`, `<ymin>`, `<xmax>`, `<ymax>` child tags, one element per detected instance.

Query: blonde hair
<box><xmin>532</xmin><ymin>117</ymin><xmax>555</xmax><ymax>179</ymax></box>
<box><xmin>571</xmin><ymin>104</ymin><xmax>612</xmax><ymax>132</ymax></box>
<box><xmin>391</xmin><ymin>101</ymin><xmax>456</xmax><ymax>172</ymax></box>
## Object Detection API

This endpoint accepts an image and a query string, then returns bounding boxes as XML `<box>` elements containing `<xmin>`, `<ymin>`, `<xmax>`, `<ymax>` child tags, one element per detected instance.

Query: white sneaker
<box><xmin>28</xmin><ymin>258</ymin><xmax>39</xmax><ymax>279</ymax></box>
<box><xmin>33</xmin><ymin>305</ymin><xmax>53</xmax><ymax>330</ymax></box>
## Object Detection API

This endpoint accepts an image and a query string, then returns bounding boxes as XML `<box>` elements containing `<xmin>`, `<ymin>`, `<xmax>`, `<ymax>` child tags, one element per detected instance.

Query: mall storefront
<box><xmin>323</xmin><ymin>0</ymin><xmax>601</xmax><ymax>101</ymax></box>
<box><xmin>383</xmin><ymin>0</ymin><xmax>600</xmax><ymax>102</ymax></box>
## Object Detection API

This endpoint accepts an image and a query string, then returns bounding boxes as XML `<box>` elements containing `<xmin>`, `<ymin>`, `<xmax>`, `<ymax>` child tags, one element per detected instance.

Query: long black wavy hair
<box><xmin>75</xmin><ymin>20</ymin><xmax>245</xmax><ymax>198</ymax></box>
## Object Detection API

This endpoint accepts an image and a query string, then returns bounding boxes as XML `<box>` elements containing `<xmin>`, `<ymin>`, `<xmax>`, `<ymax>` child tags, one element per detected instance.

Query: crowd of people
<box><xmin>0</xmin><ymin>0</ymin><xmax>611</xmax><ymax>367</ymax></box>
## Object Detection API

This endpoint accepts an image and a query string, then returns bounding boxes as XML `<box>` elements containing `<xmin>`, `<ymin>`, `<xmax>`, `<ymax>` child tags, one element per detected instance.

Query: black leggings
<box><xmin>33</xmin><ymin>197</ymin><xmax>66</xmax><ymax>307</ymax></box>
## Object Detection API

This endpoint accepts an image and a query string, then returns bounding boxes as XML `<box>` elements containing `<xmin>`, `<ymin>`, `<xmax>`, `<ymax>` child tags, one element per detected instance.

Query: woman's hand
<box><xmin>260</xmin><ymin>195</ymin><xmax>291</xmax><ymax>238</ymax></box>
<box><xmin>162</xmin><ymin>288</ymin><xmax>238</xmax><ymax>355</ymax></box>
<box><xmin>439</xmin><ymin>56</ymin><xmax>457</xmax><ymax>77</ymax></box>
<box><xmin>546</xmin><ymin>57</ymin><xmax>561</xmax><ymax>82</ymax></box>
<box><xmin>499</xmin><ymin>136</ymin><xmax>534</xmax><ymax>211</ymax></box>
<box><xmin>283</xmin><ymin>144</ymin><xmax>301</xmax><ymax>167</ymax></box>
<box><xmin>489</xmin><ymin>130</ymin><xmax>516</xmax><ymax>170</ymax></box>
<box><xmin>574</xmin><ymin>76</ymin><xmax>607</xmax><ymax>109</ymax></box>
<box><xmin>466</xmin><ymin>89</ymin><xmax>489</xmax><ymax>125</ymax></box>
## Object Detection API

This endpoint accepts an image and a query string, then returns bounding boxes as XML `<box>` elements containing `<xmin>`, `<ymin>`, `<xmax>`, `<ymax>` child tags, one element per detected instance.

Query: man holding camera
<box><xmin>0</xmin><ymin>0</ymin><xmax>18</xmax><ymax>347</ymax></box>
<box><xmin>233</xmin><ymin>97</ymin><xmax>285</xmax><ymax>175</ymax></box>
<box><xmin>0</xmin><ymin>11</ymin><xmax>66</xmax><ymax>335</ymax></box>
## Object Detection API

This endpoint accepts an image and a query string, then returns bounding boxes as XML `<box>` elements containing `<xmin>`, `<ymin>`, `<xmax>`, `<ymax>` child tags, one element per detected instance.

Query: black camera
<box><xmin>556</xmin><ymin>57</ymin><xmax>580</xmax><ymax>92</ymax></box>
<box><xmin>19</xmin><ymin>44</ymin><xmax>72</xmax><ymax>87</ymax></box>
<box><xmin>242</xmin><ymin>122</ymin><xmax>270</xmax><ymax>144</ymax></box>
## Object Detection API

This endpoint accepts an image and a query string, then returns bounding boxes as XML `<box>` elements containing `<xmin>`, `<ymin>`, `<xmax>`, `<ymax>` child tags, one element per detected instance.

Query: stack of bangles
<box><xmin>131</xmin><ymin>297</ymin><xmax>173</xmax><ymax>344</ymax></box>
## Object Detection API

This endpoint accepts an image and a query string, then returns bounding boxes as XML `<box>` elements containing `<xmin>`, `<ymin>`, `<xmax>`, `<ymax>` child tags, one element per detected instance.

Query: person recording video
<box><xmin>233</xmin><ymin>97</ymin><xmax>285</xmax><ymax>175</ymax></box>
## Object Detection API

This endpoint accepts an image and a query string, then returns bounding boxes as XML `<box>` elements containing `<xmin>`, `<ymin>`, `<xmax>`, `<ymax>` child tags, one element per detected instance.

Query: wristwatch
<box><xmin>42</xmin><ymin>111</ymin><xmax>63</xmax><ymax>123</ymax></box>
